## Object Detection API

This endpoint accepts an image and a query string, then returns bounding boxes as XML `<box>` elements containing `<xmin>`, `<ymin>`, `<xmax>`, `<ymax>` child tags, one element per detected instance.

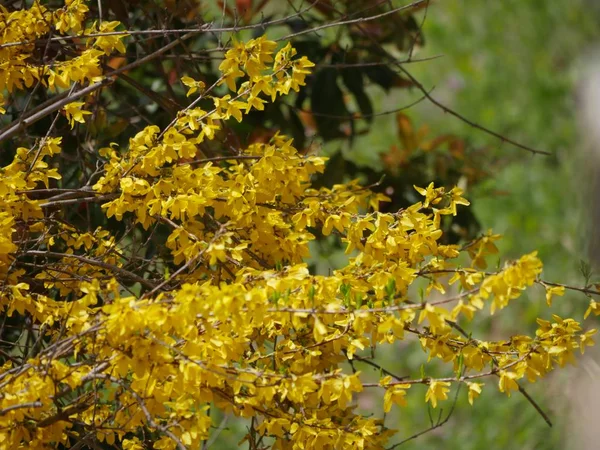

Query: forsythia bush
<box><xmin>0</xmin><ymin>1</ymin><xmax>598</xmax><ymax>449</ymax></box>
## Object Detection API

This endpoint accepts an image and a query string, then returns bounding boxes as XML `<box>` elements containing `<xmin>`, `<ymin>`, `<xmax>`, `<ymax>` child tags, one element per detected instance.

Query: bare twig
<box><xmin>23</xmin><ymin>250</ymin><xmax>155</xmax><ymax>290</ymax></box>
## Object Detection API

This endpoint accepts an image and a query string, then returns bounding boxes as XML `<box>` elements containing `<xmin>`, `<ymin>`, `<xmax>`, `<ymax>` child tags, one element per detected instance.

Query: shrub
<box><xmin>0</xmin><ymin>2</ymin><xmax>596</xmax><ymax>449</ymax></box>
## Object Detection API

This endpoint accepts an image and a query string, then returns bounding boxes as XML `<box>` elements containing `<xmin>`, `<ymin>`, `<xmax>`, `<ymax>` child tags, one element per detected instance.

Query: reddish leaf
<box><xmin>421</xmin><ymin>135</ymin><xmax>454</xmax><ymax>152</ymax></box>
<box><xmin>107</xmin><ymin>57</ymin><xmax>126</xmax><ymax>71</ymax></box>
<box><xmin>381</xmin><ymin>145</ymin><xmax>410</xmax><ymax>175</ymax></box>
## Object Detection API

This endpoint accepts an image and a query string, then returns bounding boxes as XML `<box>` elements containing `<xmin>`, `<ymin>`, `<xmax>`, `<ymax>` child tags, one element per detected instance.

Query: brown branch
<box><xmin>36</xmin><ymin>399</ymin><xmax>94</xmax><ymax>428</ymax></box>
<box><xmin>0</xmin><ymin>401</ymin><xmax>43</xmax><ymax>416</ymax></box>
<box><xmin>179</xmin><ymin>155</ymin><xmax>262</xmax><ymax>165</ymax></box>
<box><xmin>284</xmin><ymin>92</ymin><xmax>429</xmax><ymax>121</ymax></box>
<box><xmin>90</xmin><ymin>374</ymin><xmax>188</xmax><ymax>450</ymax></box>
<box><xmin>275</xmin><ymin>0</ymin><xmax>428</xmax><ymax>42</ymax></box>
<box><xmin>340</xmin><ymin>2</ymin><xmax>551</xmax><ymax>156</ymax></box>
<box><xmin>387</xmin><ymin>375</ymin><xmax>462</xmax><ymax>449</ymax></box>
<box><xmin>22</xmin><ymin>250</ymin><xmax>155</xmax><ymax>290</ymax></box>
<box><xmin>393</xmin><ymin>65</ymin><xmax>550</xmax><ymax>155</ymax></box>
<box><xmin>447</xmin><ymin>319</ymin><xmax>553</xmax><ymax>427</ymax></box>
<box><xmin>538</xmin><ymin>279</ymin><xmax>600</xmax><ymax>297</ymax></box>
<box><xmin>0</xmin><ymin>1</ymin><xmax>322</xmax><ymax>50</ymax></box>
<box><xmin>513</xmin><ymin>381</ymin><xmax>553</xmax><ymax>427</ymax></box>
<box><xmin>39</xmin><ymin>194</ymin><xmax>118</xmax><ymax>208</ymax></box>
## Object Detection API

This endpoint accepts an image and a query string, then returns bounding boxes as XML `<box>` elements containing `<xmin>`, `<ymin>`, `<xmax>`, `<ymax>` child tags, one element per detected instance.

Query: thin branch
<box><xmin>275</xmin><ymin>0</ymin><xmax>428</xmax><ymax>42</ymax></box>
<box><xmin>285</xmin><ymin>92</ymin><xmax>429</xmax><ymax>120</ymax></box>
<box><xmin>387</xmin><ymin>378</ymin><xmax>462</xmax><ymax>449</ymax></box>
<box><xmin>0</xmin><ymin>0</ymin><xmax>323</xmax><ymax>50</ymax></box>
<box><xmin>0</xmin><ymin>401</ymin><xmax>43</xmax><ymax>416</ymax></box>
<box><xmin>90</xmin><ymin>374</ymin><xmax>188</xmax><ymax>450</ymax></box>
<box><xmin>344</xmin><ymin>2</ymin><xmax>551</xmax><ymax>156</ymax></box>
<box><xmin>22</xmin><ymin>250</ymin><xmax>155</xmax><ymax>290</ymax></box>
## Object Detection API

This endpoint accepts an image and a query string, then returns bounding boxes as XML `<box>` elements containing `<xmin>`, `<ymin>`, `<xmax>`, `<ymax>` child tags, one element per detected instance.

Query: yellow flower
<box><xmin>94</xmin><ymin>21</ymin><xmax>128</xmax><ymax>55</ymax></box>
<box><xmin>544</xmin><ymin>284</ymin><xmax>565</xmax><ymax>307</ymax></box>
<box><xmin>63</xmin><ymin>101</ymin><xmax>91</xmax><ymax>128</ymax></box>
<box><xmin>414</xmin><ymin>182</ymin><xmax>444</xmax><ymax>208</ymax></box>
<box><xmin>447</xmin><ymin>186</ymin><xmax>470</xmax><ymax>215</ymax></box>
<box><xmin>584</xmin><ymin>299</ymin><xmax>600</xmax><ymax>319</ymax></box>
<box><xmin>466</xmin><ymin>382</ymin><xmax>483</xmax><ymax>405</ymax></box>
<box><xmin>383</xmin><ymin>384</ymin><xmax>411</xmax><ymax>412</ymax></box>
<box><xmin>122</xmin><ymin>437</ymin><xmax>145</xmax><ymax>450</ymax></box>
<box><xmin>498</xmin><ymin>371</ymin><xmax>519</xmax><ymax>397</ymax></box>
<box><xmin>425</xmin><ymin>380</ymin><xmax>451</xmax><ymax>408</ymax></box>
<box><xmin>181</xmin><ymin>76</ymin><xmax>206</xmax><ymax>97</ymax></box>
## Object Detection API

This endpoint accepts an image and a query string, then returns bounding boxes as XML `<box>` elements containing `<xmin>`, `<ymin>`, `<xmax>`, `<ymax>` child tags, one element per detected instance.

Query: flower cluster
<box><xmin>0</xmin><ymin>0</ymin><xmax>127</xmax><ymax>128</ymax></box>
